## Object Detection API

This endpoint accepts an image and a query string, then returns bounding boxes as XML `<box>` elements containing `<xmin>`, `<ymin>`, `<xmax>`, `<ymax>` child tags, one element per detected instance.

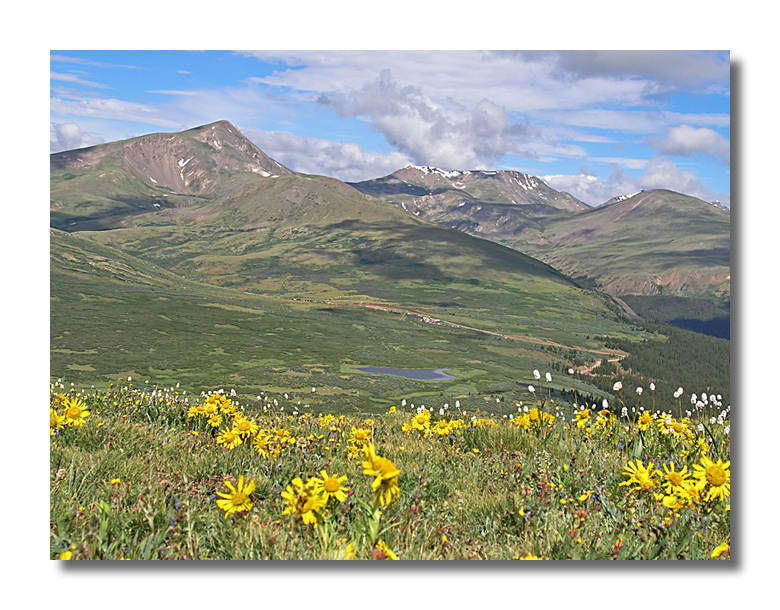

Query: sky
<box><xmin>50</xmin><ymin>50</ymin><xmax>730</xmax><ymax>207</ymax></box>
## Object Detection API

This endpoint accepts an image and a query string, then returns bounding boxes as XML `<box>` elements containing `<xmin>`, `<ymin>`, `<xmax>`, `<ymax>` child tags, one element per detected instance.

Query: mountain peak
<box><xmin>51</xmin><ymin>120</ymin><xmax>295</xmax><ymax>201</ymax></box>
<box><xmin>353</xmin><ymin>165</ymin><xmax>587</xmax><ymax>212</ymax></box>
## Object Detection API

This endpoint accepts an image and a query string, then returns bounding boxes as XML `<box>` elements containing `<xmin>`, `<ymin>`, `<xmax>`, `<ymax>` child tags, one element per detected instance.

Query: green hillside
<box><xmin>52</xmin><ymin>228</ymin><xmax>629</xmax><ymax>413</ymax></box>
<box><xmin>527</xmin><ymin>190</ymin><xmax>730</xmax><ymax>300</ymax></box>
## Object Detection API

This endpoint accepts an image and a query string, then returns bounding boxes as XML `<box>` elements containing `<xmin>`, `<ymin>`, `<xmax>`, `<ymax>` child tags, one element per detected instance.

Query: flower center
<box><xmin>324</xmin><ymin>478</ymin><xmax>340</xmax><ymax>492</ymax></box>
<box><xmin>668</xmin><ymin>472</ymin><xmax>683</xmax><ymax>486</ymax></box>
<box><xmin>706</xmin><ymin>464</ymin><xmax>727</xmax><ymax>487</ymax></box>
<box><xmin>231</xmin><ymin>492</ymin><xmax>247</xmax><ymax>506</ymax></box>
<box><xmin>373</xmin><ymin>457</ymin><xmax>396</xmax><ymax>478</ymax></box>
<box><xmin>66</xmin><ymin>405</ymin><xmax>82</xmax><ymax>419</ymax></box>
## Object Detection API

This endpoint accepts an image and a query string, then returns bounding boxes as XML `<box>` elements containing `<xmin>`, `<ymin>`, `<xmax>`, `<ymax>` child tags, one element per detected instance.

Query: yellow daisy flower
<box><xmin>50</xmin><ymin>408</ymin><xmax>65</xmax><ymax>435</ymax></box>
<box><xmin>207</xmin><ymin>414</ymin><xmax>223</xmax><ymax>428</ymax></box>
<box><xmin>575</xmin><ymin>410</ymin><xmax>590</xmax><ymax>429</ymax></box>
<box><xmin>215</xmin><ymin>476</ymin><xmax>255</xmax><ymax>519</ymax></box>
<box><xmin>216</xmin><ymin>428</ymin><xmax>243</xmax><ymax>450</ymax></box>
<box><xmin>280</xmin><ymin>477</ymin><xmax>326</xmax><ymax>526</ymax></box>
<box><xmin>619</xmin><ymin>459</ymin><xmax>661</xmax><ymax>492</ymax></box>
<box><xmin>661</xmin><ymin>462</ymin><xmax>692</xmax><ymax>495</ymax></box>
<box><xmin>637</xmin><ymin>411</ymin><xmax>653</xmax><ymax>431</ymax></box>
<box><xmin>253</xmin><ymin>431</ymin><xmax>274</xmax><ymax>458</ymax></box>
<box><xmin>349</xmin><ymin>426</ymin><xmax>372</xmax><ymax>446</ymax></box>
<box><xmin>308</xmin><ymin>470</ymin><xmax>350</xmax><ymax>503</ymax></box>
<box><xmin>62</xmin><ymin>397</ymin><xmax>90</xmax><ymax>428</ymax></box>
<box><xmin>362</xmin><ymin>443</ymin><xmax>401</xmax><ymax>507</ymax></box>
<box><xmin>693</xmin><ymin>456</ymin><xmax>730</xmax><ymax>502</ymax></box>
<box><xmin>432</xmin><ymin>419</ymin><xmax>452</xmax><ymax>436</ymax></box>
<box><xmin>232</xmin><ymin>416</ymin><xmax>259</xmax><ymax>438</ymax></box>
<box><xmin>410</xmin><ymin>410</ymin><xmax>431</xmax><ymax>431</ymax></box>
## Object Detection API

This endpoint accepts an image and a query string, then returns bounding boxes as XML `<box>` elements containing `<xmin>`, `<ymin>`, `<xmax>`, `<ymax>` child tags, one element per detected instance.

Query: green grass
<box><xmin>50</xmin><ymin>379</ymin><xmax>731</xmax><ymax>560</ymax></box>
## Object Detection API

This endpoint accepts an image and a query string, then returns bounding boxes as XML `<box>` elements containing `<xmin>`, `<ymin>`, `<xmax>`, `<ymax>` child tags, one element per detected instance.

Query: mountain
<box><xmin>51</xmin><ymin>121</ymin><xmax>644</xmax><ymax>401</ymax></box>
<box><xmin>351</xmin><ymin>165</ymin><xmax>587</xmax><ymax>212</ymax></box>
<box><xmin>528</xmin><ymin>189</ymin><xmax>730</xmax><ymax>298</ymax></box>
<box><xmin>50</xmin><ymin>120</ymin><xmax>295</xmax><ymax>231</ymax></box>
<box><xmin>350</xmin><ymin>166</ymin><xmax>586</xmax><ymax>241</ymax></box>
<box><xmin>354</xmin><ymin>169</ymin><xmax>730</xmax><ymax>300</ymax></box>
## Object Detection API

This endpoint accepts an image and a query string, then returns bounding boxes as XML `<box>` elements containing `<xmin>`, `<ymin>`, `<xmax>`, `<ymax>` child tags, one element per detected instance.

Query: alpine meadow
<box><xmin>50</xmin><ymin>51</ymin><xmax>731</xmax><ymax>561</ymax></box>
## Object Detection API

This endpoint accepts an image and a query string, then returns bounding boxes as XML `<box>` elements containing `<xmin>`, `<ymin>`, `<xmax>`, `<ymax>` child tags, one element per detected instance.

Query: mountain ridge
<box><xmin>353</xmin><ymin>168</ymin><xmax>730</xmax><ymax>300</ymax></box>
<box><xmin>51</xmin><ymin>120</ymin><xmax>729</xmax><ymax>302</ymax></box>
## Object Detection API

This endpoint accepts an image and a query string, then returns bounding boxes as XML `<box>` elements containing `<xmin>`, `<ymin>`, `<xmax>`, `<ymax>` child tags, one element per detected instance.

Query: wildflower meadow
<box><xmin>50</xmin><ymin>373</ymin><xmax>730</xmax><ymax>560</ymax></box>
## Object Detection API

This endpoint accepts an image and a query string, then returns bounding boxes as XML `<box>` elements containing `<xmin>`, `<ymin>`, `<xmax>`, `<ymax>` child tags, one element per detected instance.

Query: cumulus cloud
<box><xmin>544</xmin><ymin>158</ymin><xmax>725</xmax><ymax>207</ymax></box>
<box><xmin>243</xmin><ymin>128</ymin><xmax>412</xmax><ymax>183</ymax></box>
<box><xmin>50</xmin><ymin>122</ymin><xmax>104</xmax><ymax>152</ymax></box>
<box><xmin>636</xmin><ymin>157</ymin><xmax>718</xmax><ymax>201</ymax></box>
<box><xmin>318</xmin><ymin>70</ymin><xmax>538</xmax><ymax>170</ymax></box>
<box><xmin>543</xmin><ymin>164</ymin><xmax>640</xmax><ymax>206</ymax></box>
<box><xmin>649</xmin><ymin>125</ymin><xmax>730</xmax><ymax>164</ymax></box>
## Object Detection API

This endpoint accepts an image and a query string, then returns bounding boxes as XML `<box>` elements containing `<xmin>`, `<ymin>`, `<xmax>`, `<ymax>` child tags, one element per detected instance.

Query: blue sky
<box><xmin>50</xmin><ymin>50</ymin><xmax>730</xmax><ymax>207</ymax></box>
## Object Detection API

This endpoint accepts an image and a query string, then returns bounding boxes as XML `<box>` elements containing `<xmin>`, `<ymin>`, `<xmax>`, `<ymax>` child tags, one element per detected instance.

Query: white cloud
<box><xmin>50</xmin><ymin>71</ymin><xmax>109</xmax><ymax>89</ymax></box>
<box><xmin>243</xmin><ymin>50</ymin><xmax>726</xmax><ymax>114</ymax></box>
<box><xmin>544</xmin><ymin>157</ymin><xmax>724</xmax><ymax>207</ymax></box>
<box><xmin>50</xmin><ymin>96</ymin><xmax>182</xmax><ymax>129</ymax></box>
<box><xmin>317</xmin><ymin>70</ymin><xmax>539</xmax><ymax>170</ymax></box>
<box><xmin>50</xmin><ymin>122</ymin><xmax>104</xmax><ymax>152</ymax></box>
<box><xmin>636</xmin><ymin>157</ymin><xmax>718</xmax><ymax>201</ymax></box>
<box><xmin>242</xmin><ymin>128</ymin><xmax>411</xmax><ymax>183</ymax></box>
<box><xmin>650</xmin><ymin>125</ymin><xmax>730</xmax><ymax>164</ymax></box>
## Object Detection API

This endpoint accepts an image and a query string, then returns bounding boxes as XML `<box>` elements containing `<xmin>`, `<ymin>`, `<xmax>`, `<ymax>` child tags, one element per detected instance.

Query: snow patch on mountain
<box><xmin>412</xmin><ymin>166</ymin><xmax>463</xmax><ymax>179</ymax></box>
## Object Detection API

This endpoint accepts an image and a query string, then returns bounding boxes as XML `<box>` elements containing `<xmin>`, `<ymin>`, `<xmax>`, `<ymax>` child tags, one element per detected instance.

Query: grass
<box><xmin>50</xmin><ymin>375</ymin><xmax>730</xmax><ymax>560</ymax></box>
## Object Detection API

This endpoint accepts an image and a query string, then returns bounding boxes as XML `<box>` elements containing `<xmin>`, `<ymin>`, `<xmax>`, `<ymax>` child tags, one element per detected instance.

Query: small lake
<box><xmin>357</xmin><ymin>367</ymin><xmax>459</xmax><ymax>381</ymax></box>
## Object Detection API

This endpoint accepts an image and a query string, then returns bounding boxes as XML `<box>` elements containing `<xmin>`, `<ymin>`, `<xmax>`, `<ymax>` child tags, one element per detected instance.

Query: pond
<box><xmin>356</xmin><ymin>367</ymin><xmax>459</xmax><ymax>381</ymax></box>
